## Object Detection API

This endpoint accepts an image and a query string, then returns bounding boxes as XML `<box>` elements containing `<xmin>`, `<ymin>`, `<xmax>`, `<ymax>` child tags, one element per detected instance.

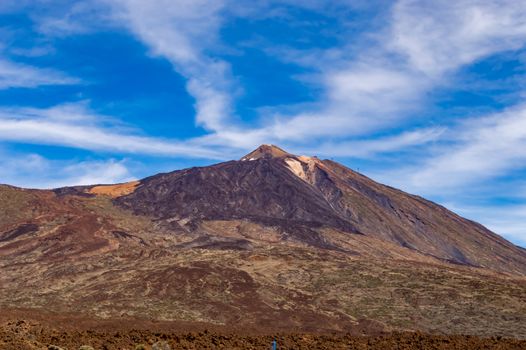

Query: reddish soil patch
<box><xmin>89</xmin><ymin>181</ymin><xmax>140</xmax><ymax>198</ymax></box>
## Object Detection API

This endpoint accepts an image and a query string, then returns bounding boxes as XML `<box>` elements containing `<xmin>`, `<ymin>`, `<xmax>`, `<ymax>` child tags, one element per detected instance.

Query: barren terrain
<box><xmin>1</xmin><ymin>145</ymin><xmax>526</xmax><ymax>347</ymax></box>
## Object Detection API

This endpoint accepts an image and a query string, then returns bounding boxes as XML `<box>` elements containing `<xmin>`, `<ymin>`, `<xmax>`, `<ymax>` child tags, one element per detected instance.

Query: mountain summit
<box><xmin>240</xmin><ymin>144</ymin><xmax>292</xmax><ymax>160</ymax></box>
<box><xmin>1</xmin><ymin>144</ymin><xmax>526</xmax><ymax>337</ymax></box>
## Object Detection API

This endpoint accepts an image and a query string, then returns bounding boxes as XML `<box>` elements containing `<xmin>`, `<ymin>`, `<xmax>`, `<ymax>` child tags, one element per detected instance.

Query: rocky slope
<box><xmin>115</xmin><ymin>144</ymin><xmax>526</xmax><ymax>274</ymax></box>
<box><xmin>0</xmin><ymin>145</ymin><xmax>525</xmax><ymax>340</ymax></box>
<box><xmin>2</xmin><ymin>318</ymin><xmax>526</xmax><ymax>350</ymax></box>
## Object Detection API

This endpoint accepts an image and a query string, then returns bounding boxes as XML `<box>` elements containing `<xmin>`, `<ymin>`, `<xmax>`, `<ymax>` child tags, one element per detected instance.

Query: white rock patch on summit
<box><xmin>285</xmin><ymin>158</ymin><xmax>307</xmax><ymax>181</ymax></box>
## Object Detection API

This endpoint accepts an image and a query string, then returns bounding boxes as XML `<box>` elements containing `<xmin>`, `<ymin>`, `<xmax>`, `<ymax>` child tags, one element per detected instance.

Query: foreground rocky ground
<box><xmin>1</xmin><ymin>318</ymin><xmax>526</xmax><ymax>350</ymax></box>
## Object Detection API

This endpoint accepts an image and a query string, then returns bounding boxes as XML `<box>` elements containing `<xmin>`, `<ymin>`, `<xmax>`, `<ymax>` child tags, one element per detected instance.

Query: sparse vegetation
<box><xmin>1</xmin><ymin>148</ymin><xmax>526</xmax><ymax>343</ymax></box>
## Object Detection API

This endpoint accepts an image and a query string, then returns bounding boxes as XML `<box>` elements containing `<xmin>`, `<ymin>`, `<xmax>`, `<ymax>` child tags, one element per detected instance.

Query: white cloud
<box><xmin>306</xmin><ymin>128</ymin><xmax>445</xmax><ymax>158</ymax></box>
<box><xmin>0</xmin><ymin>4</ymin><xmax>80</xmax><ymax>90</ymax></box>
<box><xmin>264</xmin><ymin>64</ymin><xmax>429</xmax><ymax>140</ymax></box>
<box><xmin>404</xmin><ymin>105</ymin><xmax>526</xmax><ymax>192</ymax></box>
<box><xmin>106</xmin><ymin>0</ymin><xmax>235</xmax><ymax>132</ymax></box>
<box><xmin>9</xmin><ymin>46</ymin><xmax>55</xmax><ymax>58</ymax></box>
<box><xmin>0</xmin><ymin>151</ymin><xmax>134</xmax><ymax>188</ymax></box>
<box><xmin>391</xmin><ymin>0</ymin><xmax>526</xmax><ymax>76</ymax></box>
<box><xmin>286</xmin><ymin>0</ymin><xmax>526</xmax><ymax>138</ymax></box>
<box><xmin>28</xmin><ymin>1</ymin><xmax>112</xmax><ymax>37</ymax></box>
<box><xmin>0</xmin><ymin>102</ymin><xmax>227</xmax><ymax>159</ymax></box>
<box><xmin>62</xmin><ymin>159</ymin><xmax>134</xmax><ymax>187</ymax></box>
<box><xmin>0</xmin><ymin>59</ymin><xmax>78</xmax><ymax>89</ymax></box>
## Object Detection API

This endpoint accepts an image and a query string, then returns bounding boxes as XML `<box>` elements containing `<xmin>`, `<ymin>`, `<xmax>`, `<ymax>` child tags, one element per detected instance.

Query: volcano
<box><xmin>1</xmin><ymin>145</ymin><xmax>526</xmax><ymax>340</ymax></box>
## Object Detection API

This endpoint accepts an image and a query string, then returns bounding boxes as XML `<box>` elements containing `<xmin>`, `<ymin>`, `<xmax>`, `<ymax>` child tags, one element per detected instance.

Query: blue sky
<box><xmin>1</xmin><ymin>1</ymin><xmax>526</xmax><ymax>247</ymax></box>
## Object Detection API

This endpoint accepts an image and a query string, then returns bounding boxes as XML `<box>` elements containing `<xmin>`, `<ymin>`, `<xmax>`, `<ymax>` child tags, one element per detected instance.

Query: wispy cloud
<box><xmin>391</xmin><ymin>104</ymin><xmax>526</xmax><ymax>193</ymax></box>
<box><xmin>0</xmin><ymin>150</ymin><xmax>135</xmax><ymax>188</ymax></box>
<box><xmin>62</xmin><ymin>159</ymin><xmax>134</xmax><ymax>187</ymax></box>
<box><xmin>254</xmin><ymin>0</ymin><xmax>526</xmax><ymax>144</ymax></box>
<box><xmin>391</xmin><ymin>0</ymin><xmax>526</xmax><ymax>77</ymax></box>
<box><xmin>306</xmin><ymin>128</ymin><xmax>445</xmax><ymax>158</ymax></box>
<box><xmin>27</xmin><ymin>0</ymin><xmax>112</xmax><ymax>37</ymax></box>
<box><xmin>0</xmin><ymin>59</ymin><xmax>78</xmax><ymax>89</ymax></box>
<box><xmin>106</xmin><ymin>0</ymin><xmax>236</xmax><ymax>132</ymax></box>
<box><xmin>1</xmin><ymin>0</ymin><xmax>525</xmax><ymax>166</ymax></box>
<box><xmin>0</xmin><ymin>102</ymin><xmax>227</xmax><ymax>159</ymax></box>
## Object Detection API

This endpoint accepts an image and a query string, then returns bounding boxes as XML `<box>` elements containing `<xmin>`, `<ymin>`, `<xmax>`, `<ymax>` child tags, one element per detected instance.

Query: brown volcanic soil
<box><xmin>1</xmin><ymin>316</ymin><xmax>526</xmax><ymax>350</ymax></box>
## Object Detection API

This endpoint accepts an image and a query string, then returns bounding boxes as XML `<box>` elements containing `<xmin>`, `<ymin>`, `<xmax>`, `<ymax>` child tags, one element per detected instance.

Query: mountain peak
<box><xmin>241</xmin><ymin>144</ymin><xmax>293</xmax><ymax>161</ymax></box>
